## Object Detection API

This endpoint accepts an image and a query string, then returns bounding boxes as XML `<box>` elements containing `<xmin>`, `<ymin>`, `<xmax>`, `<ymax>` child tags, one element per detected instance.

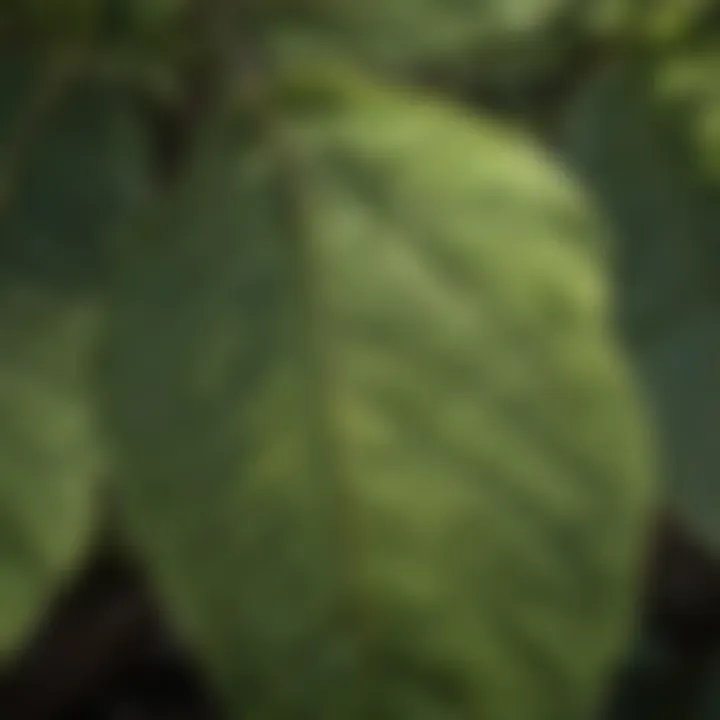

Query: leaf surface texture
<box><xmin>103</xmin><ymin>75</ymin><xmax>656</xmax><ymax>718</ymax></box>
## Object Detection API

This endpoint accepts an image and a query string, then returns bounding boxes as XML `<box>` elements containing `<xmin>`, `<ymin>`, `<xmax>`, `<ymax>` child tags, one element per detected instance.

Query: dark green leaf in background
<box><xmin>246</xmin><ymin>0</ymin><xmax>618</xmax><ymax>90</ymax></box>
<box><xmin>316</xmin><ymin>0</ymin><xmax>569</xmax><ymax>70</ymax></box>
<box><xmin>638</xmin><ymin>315</ymin><xmax>720</xmax><ymax>554</ymax></box>
<box><xmin>0</xmin><ymin>289</ymin><xmax>101</xmax><ymax>660</ymax></box>
<box><xmin>0</xmin><ymin>55</ymin><xmax>153</xmax><ymax>291</ymax></box>
<box><xmin>562</xmin><ymin>60</ymin><xmax>719</xmax><ymax>340</ymax></box>
<box><xmin>103</xmin><ymin>72</ymin><xmax>655</xmax><ymax>718</ymax></box>
<box><xmin>0</xmin><ymin>55</ymin><xmax>152</xmax><ymax>661</ymax></box>
<box><xmin>563</xmin><ymin>55</ymin><xmax>720</xmax><ymax>555</ymax></box>
<box><xmin>597</xmin><ymin>0</ymin><xmax>719</xmax><ymax>43</ymax></box>
<box><xmin>653</xmin><ymin>42</ymin><xmax>720</xmax><ymax>180</ymax></box>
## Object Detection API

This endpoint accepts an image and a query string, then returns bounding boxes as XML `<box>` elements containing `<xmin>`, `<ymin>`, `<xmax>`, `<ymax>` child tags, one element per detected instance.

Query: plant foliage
<box><xmin>3</xmin><ymin>1</ymin><xmax>719</xmax><ymax>717</ymax></box>
<box><xmin>564</xmin><ymin>46</ymin><xmax>720</xmax><ymax>556</ymax></box>
<box><xmin>100</xmin><ymin>73</ymin><xmax>654</xmax><ymax>717</ymax></box>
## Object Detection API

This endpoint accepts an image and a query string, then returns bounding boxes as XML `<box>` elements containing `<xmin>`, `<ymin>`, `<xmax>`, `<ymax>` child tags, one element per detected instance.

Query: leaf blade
<box><xmin>104</xmin><ymin>78</ymin><xmax>656</xmax><ymax>718</ymax></box>
<box><xmin>563</xmin><ymin>55</ymin><xmax>720</xmax><ymax>553</ymax></box>
<box><xmin>0</xmin><ymin>57</ymin><xmax>152</xmax><ymax>659</ymax></box>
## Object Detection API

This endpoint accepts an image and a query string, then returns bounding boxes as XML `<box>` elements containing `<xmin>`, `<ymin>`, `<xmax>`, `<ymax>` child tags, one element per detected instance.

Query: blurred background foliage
<box><xmin>0</xmin><ymin>1</ymin><xmax>719</xmax><ymax>718</ymax></box>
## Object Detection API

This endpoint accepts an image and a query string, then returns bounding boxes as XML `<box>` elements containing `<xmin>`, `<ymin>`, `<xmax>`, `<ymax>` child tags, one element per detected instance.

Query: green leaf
<box><xmin>264</xmin><ymin>0</ymin><xmax>590</xmax><ymax>81</ymax></box>
<box><xmin>638</xmin><ymin>314</ymin><xmax>720</xmax><ymax>552</ymax></box>
<box><xmin>0</xmin><ymin>59</ymin><xmax>152</xmax><ymax>660</ymax></box>
<box><xmin>0</xmin><ymin>289</ymin><xmax>102</xmax><ymax>659</ymax></box>
<box><xmin>328</xmin><ymin>0</ymin><xmax>568</xmax><ymax>67</ymax></box>
<box><xmin>562</xmin><ymin>60</ymin><xmax>719</xmax><ymax>342</ymax></box>
<box><xmin>563</xmin><ymin>58</ymin><xmax>720</xmax><ymax>553</ymax></box>
<box><xmin>0</xmin><ymin>56</ymin><xmax>153</xmax><ymax>291</ymax></box>
<box><xmin>601</xmin><ymin>0</ymin><xmax>718</xmax><ymax>43</ymax></box>
<box><xmin>653</xmin><ymin>42</ymin><xmax>720</xmax><ymax>180</ymax></box>
<box><xmin>103</xmin><ymin>75</ymin><xmax>655</xmax><ymax>718</ymax></box>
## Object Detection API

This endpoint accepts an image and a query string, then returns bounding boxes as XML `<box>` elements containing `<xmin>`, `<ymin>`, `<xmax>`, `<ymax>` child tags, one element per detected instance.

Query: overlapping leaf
<box><xmin>595</xmin><ymin>0</ymin><xmax>719</xmax><ymax>42</ymax></box>
<box><xmin>563</xmin><ymin>59</ymin><xmax>719</xmax><ymax>339</ymax></box>
<box><xmin>0</xmin><ymin>57</ymin><xmax>151</xmax><ymax>660</ymax></box>
<box><xmin>258</xmin><ymin>0</ymin><xmax>602</xmax><ymax>87</ymax></box>
<box><xmin>637</xmin><ymin>315</ymin><xmax>720</xmax><ymax>553</ymax></box>
<box><xmin>0</xmin><ymin>290</ymin><xmax>101</xmax><ymax>660</ymax></box>
<box><xmin>563</xmin><ymin>56</ymin><xmax>720</xmax><ymax>553</ymax></box>
<box><xmin>103</xmin><ymin>73</ymin><xmax>655</xmax><ymax>718</ymax></box>
<box><xmin>0</xmin><ymin>57</ymin><xmax>152</xmax><ymax>289</ymax></box>
<box><xmin>653</xmin><ymin>42</ymin><xmax>720</xmax><ymax>179</ymax></box>
<box><xmin>312</xmin><ymin>0</ymin><xmax>570</xmax><ymax>70</ymax></box>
